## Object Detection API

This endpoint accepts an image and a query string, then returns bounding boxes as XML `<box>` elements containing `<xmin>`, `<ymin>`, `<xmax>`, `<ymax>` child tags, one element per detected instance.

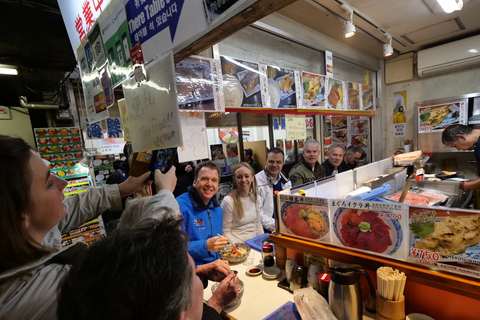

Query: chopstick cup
<box><xmin>376</xmin><ymin>266</ymin><xmax>406</xmax><ymax>301</ymax></box>
<box><xmin>376</xmin><ymin>267</ymin><xmax>407</xmax><ymax>320</ymax></box>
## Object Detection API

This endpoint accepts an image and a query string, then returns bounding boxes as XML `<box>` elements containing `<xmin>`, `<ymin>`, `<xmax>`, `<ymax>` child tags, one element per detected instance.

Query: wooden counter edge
<box><xmin>270</xmin><ymin>233</ymin><xmax>480</xmax><ymax>301</ymax></box>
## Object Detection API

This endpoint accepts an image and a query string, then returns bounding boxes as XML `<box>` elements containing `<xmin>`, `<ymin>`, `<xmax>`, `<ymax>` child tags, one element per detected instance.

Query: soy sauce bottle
<box><xmin>262</xmin><ymin>244</ymin><xmax>275</xmax><ymax>267</ymax></box>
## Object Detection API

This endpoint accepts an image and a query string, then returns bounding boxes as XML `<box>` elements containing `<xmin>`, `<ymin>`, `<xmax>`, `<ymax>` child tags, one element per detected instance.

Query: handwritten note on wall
<box><xmin>286</xmin><ymin>114</ymin><xmax>306</xmax><ymax>141</ymax></box>
<box><xmin>122</xmin><ymin>51</ymin><xmax>182</xmax><ymax>152</ymax></box>
<box><xmin>177</xmin><ymin>111</ymin><xmax>208</xmax><ymax>162</ymax></box>
<box><xmin>118</xmin><ymin>98</ymin><xmax>131</xmax><ymax>142</ymax></box>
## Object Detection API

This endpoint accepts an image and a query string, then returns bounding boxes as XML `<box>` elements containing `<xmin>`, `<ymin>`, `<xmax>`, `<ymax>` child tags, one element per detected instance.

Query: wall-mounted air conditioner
<box><xmin>417</xmin><ymin>34</ymin><xmax>480</xmax><ymax>77</ymax></box>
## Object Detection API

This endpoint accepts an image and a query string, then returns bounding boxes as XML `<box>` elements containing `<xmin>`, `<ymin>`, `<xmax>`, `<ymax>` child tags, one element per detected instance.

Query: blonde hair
<box><xmin>229</xmin><ymin>162</ymin><xmax>258</xmax><ymax>220</ymax></box>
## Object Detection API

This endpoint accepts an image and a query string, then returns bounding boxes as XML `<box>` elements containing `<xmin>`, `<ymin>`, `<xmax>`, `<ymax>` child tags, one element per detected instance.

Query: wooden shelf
<box><xmin>270</xmin><ymin>233</ymin><xmax>480</xmax><ymax>300</ymax></box>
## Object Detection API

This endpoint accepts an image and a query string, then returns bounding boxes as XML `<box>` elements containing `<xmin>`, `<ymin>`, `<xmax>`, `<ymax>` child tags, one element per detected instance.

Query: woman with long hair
<box><xmin>0</xmin><ymin>135</ymin><xmax>153</xmax><ymax>319</ymax></box>
<box><xmin>221</xmin><ymin>162</ymin><xmax>263</xmax><ymax>243</ymax></box>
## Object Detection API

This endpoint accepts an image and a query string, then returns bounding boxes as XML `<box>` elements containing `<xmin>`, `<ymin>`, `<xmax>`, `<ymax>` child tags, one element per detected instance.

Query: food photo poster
<box><xmin>175</xmin><ymin>55</ymin><xmax>224</xmax><ymax>112</ymax></box>
<box><xmin>408</xmin><ymin>206</ymin><xmax>480</xmax><ymax>277</ymax></box>
<box><xmin>266</xmin><ymin>65</ymin><xmax>302</xmax><ymax>109</ymax></box>
<box><xmin>220</xmin><ymin>55</ymin><xmax>268</xmax><ymax>108</ymax></box>
<box><xmin>329</xmin><ymin>199</ymin><xmax>408</xmax><ymax>260</ymax></box>
<box><xmin>277</xmin><ymin>194</ymin><xmax>331</xmax><ymax>243</ymax></box>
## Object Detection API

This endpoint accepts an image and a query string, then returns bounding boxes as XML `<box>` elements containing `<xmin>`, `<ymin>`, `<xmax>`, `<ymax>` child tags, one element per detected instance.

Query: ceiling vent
<box><xmin>417</xmin><ymin>34</ymin><xmax>480</xmax><ymax>77</ymax></box>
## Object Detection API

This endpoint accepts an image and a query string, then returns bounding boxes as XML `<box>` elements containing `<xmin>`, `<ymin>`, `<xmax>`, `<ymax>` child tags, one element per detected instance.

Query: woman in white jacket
<box><xmin>221</xmin><ymin>162</ymin><xmax>264</xmax><ymax>243</ymax></box>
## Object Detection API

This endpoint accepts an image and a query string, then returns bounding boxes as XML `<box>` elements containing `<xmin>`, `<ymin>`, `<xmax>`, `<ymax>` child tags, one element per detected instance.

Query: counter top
<box><xmin>203</xmin><ymin>249</ymin><xmax>375</xmax><ymax>319</ymax></box>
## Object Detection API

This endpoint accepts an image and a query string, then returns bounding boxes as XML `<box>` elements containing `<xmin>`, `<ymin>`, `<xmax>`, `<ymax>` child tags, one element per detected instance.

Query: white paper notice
<box><xmin>122</xmin><ymin>51</ymin><xmax>183</xmax><ymax>152</ymax></box>
<box><xmin>286</xmin><ymin>114</ymin><xmax>307</xmax><ymax>141</ymax></box>
<box><xmin>118</xmin><ymin>99</ymin><xmax>131</xmax><ymax>142</ymax></box>
<box><xmin>177</xmin><ymin>112</ymin><xmax>208</xmax><ymax>162</ymax></box>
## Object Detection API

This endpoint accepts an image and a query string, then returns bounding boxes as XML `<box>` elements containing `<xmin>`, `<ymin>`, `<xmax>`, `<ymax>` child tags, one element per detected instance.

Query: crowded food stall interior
<box><xmin>2</xmin><ymin>0</ymin><xmax>480</xmax><ymax>319</ymax></box>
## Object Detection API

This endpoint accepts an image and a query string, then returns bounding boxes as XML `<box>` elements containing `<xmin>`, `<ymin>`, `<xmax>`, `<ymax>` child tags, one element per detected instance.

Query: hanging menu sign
<box><xmin>220</xmin><ymin>56</ymin><xmax>268</xmax><ymax>108</ymax></box>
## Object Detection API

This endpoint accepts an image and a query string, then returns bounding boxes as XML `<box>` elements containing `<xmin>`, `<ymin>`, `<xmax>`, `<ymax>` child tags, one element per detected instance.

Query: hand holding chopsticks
<box><xmin>207</xmin><ymin>234</ymin><xmax>229</xmax><ymax>252</ymax></box>
<box><xmin>377</xmin><ymin>266</ymin><xmax>406</xmax><ymax>301</ymax></box>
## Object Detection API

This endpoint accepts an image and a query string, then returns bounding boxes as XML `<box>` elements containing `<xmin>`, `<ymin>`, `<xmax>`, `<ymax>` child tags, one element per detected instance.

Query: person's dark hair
<box><xmin>442</xmin><ymin>124</ymin><xmax>473</xmax><ymax>145</ymax></box>
<box><xmin>244</xmin><ymin>148</ymin><xmax>253</xmax><ymax>158</ymax></box>
<box><xmin>266</xmin><ymin>147</ymin><xmax>284</xmax><ymax>159</ymax></box>
<box><xmin>58</xmin><ymin>218</ymin><xmax>193</xmax><ymax>320</ymax></box>
<box><xmin>194</xmin><ymin>160</ymin><xmax>221</xmax><ymax>180</ymax></box>
<box><xmin>346</xmin><ymin>145</ymin><xmax>362</xmax><ymax>155</ymax></box>
<box><xmin>0</xmin><ymin>135</ymin><xmax>52</xmax><ymax>272</ymax></box>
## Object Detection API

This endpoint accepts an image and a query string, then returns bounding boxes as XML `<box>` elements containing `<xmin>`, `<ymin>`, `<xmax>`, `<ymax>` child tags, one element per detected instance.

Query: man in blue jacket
<box><xmin>176</xmin><ymin>160</ymin><xmax>229</xmax><ymax>265</ymax></box>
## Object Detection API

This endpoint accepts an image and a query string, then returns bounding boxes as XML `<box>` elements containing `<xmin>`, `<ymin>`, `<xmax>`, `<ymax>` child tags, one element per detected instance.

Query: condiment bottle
<box><xmin>262</xmin><ymin>244</ymin><xmax>275</xmax><ymax>267</ymax></box>
<box><xmin>318</xmin><ymin>273</ymin><xmax>330</xmax><ymax>302</ymax></box>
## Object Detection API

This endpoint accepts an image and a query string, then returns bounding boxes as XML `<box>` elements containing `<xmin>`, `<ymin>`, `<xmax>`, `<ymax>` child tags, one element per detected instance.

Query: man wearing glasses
<box><xmin>341</xmin><ymin>145</ymin><xmax>364</xmax><ymax>171</ymax></box>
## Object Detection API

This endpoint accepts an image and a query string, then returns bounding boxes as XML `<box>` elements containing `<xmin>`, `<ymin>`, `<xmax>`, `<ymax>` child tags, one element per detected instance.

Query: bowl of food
<box><xmin>219</xmin><ymin>243</ymin><xmax>251</xmax><ymax>263</ymax></box>
<box><xmin>211</xmin><ymin>279</ymin><xmax>244</xmax><ymax>307</ymax></box>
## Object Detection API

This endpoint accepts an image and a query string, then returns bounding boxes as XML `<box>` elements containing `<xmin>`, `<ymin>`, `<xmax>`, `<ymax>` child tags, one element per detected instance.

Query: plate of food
<box><xmin>302</xmin><ymin>73</ymin><xmax>325</xmax><ymax>106</ymax></box>
<box><xmin>409</xmin><ymin>214</ymin><xmax>480</xmax><ymax>261</ymax></box>
<box><xmin>237</xmin><ymin>69</ymin><xmax>260</xmax><ymax>97</ymax></box>
<box><xmin>333</xmin><ymin>208</ymin><xmax>403</xmax><ymax>255</ymax></box>
<box><xmin>281</xmin><ymin>202</ymin><xmax>329</xmax><ymax>240</ymax></box>
<box><xmin>331</xmin><ymin>116</ymin><xmax>347</xmax><ymax>129</ymax></box>
<box><xmin>362</xmin><ymin>88</ymin><xmax>374</xmax><ymax>109</ymax></box>
<box><xmin>326</xmin><ymin>79</ymin><xmax>344</xmax><ymax>109</ymax></box>
<box><xmin>175</xmin><ymin>61</ymin><xmax>213</xmax><ymax>104</ymax></box>
<box><xmin>420</xmin><ymin>104</ymin><xmax>459</xmax><ymax>129</ymax></box>
<box><xmin>435</xmin><ymin>171</ymin><xmax>458</xmax><ymax>179</ymax></box>
<box><xmin>276</xmin><ymin>73</ymin><xmax>296</xmax><ymax>100</ymax></box>
<box><xmin>219</xmin><ymin>243</ymin><xmax>251</xmax><ymax>263</ymax></box>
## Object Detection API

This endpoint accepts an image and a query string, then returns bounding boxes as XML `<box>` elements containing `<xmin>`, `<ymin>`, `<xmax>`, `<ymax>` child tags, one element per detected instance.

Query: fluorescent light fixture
<box><xmin>384</xmin><ymin>34</ymin><xmax>393</xmax><ymax>57</ymax></box>
<box><xmin>0</xmin><ymin>66</ymin><xmax>18</xmax><ymax>75</ymax></box>
<box><xmin>340</xmin><ymin>4</ymin><xmax>356</xmax><ymax>38</ymax></box>
<box><xmin>469</xmin><ymin>49</ymin><xmax>479</xmax><ymax>53</ymax></box>
<box><xmin>436</xmin><ymin>0</ymin><xmax>463</xmax><ymax>13</ymax></box>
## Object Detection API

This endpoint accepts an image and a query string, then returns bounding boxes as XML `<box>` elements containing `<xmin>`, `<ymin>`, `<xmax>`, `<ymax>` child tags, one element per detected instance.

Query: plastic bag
<box><xmin>293</xmin><ymin>287</ymin><xmax>338</xmax><ymax>320</ymax></box>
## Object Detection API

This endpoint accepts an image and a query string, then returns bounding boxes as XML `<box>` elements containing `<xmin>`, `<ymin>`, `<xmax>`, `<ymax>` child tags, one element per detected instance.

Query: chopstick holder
<box><xmin>376</xmin><ymin>293</ymin><xmax>405</xmax><ymax>320</ymax></box>
<box><xmin>376</xmin><ymin>266</ymin><xmax>407</xmax><ymax>320</ymax></box>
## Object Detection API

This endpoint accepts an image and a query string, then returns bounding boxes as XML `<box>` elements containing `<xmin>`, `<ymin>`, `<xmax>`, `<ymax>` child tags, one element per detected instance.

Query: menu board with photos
<box><xmin>418</xmin><ymin>100</ymin><xmax>467</xmax><ymax>133</ymax></box>
<box><xmin>330</xmin><ymin>199</ymin><xmax>408</xmax><ymax>260</ymax></box>
<box><xmin>175</xmin><ymin>55</ymin><xmax>224</xmax><ymax>112</ymax></box>
<box><xmin>325</xmin><ymin>78</ymin><xmax>346</xmax><ymax>110</ymax></box>
<box><xmin>408</xmin><ymin>206</ymin><xmax>480</xmax><ymax>278</ymax></box>
<box><xmin>301</xmin><ymin>71</ymin><xmax>326</xmax><ymax>109</ymax></box>
<box><xmin>266</xmin><ymin>65</ymin><xmax>302</xmax><ymax>109</ymax></box>
<box><xmin>220</xmin><ymin>56</ymin><xmax>268</xmax><ymax>108</ymax></box>
<box><xmin>346</xmin><ymin>81</ymin><xmax>362</xmax><ymax>110</ymax></box>
<box><xmin>362</xmin><ymin>84</ymin><xmax>375</xmax><ymax>110</ymax></box>
<box><xmin>35</xmin><ymin>127</ymin><xmax>88</xmax><ymax>179</ymax></box>
<box><xmin>277</xmin><ymin>194</ymin><xmax>331</xmax><ymax>242</ymax></box>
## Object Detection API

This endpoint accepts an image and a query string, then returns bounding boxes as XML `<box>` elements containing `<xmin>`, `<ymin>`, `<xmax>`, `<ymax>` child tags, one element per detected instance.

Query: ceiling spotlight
<box><xmin>384</xmin><ymin>34</ymin><xmax>393</xmax><ymax>57</ymax></box>
<box><xmin>340</xmin><ymin>4</ymin><xmax>356</xmax><ymax>38</ymax></box>
<box><xmin>436</xmin><ymin>0</ymin><xmax>463</xmax><ymax>13</ymax></box>
<box><xmin>344</xmin><ymin>20</ymin><xmax>356</xmax><ymax>38</ymax></box>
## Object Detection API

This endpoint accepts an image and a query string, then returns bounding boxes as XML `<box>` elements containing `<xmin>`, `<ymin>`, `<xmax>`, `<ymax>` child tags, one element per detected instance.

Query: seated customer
<box><xmin>244</xmin><ymin>148</ymin><xmax>261</xmax><ymax>173</ymax></box>
<box><xmin>221</xmin><ymin>162</ymin><xmax>264</xmax><ymax>243</ymax></box>
<box><xmin>289</xmin><ymin>139</ymin><xmax>325</xmax><ymax>187</ymax></box>
<box><xmin>176</xmin><ymin>161</ymin><xmax>229</xmax><ymax>265</ymax></box>
<box><xmin>58</xmin><ymin>218</ymin><xmax>239</xmax><ymax>320</ymax></box>
<box><xmin>321</xmin><ymin>143</ymin><xmax>346</xmax><ymax>177</ymax></box>
<box><xmin>340</xmin><ymin>145</ymin><xmax>363</xmax><ymax>171</ymax></box>
<box><xmin>256</xmin><ymin>148</ymin><xmax>291</xmax><ymax>232</ymax></box>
